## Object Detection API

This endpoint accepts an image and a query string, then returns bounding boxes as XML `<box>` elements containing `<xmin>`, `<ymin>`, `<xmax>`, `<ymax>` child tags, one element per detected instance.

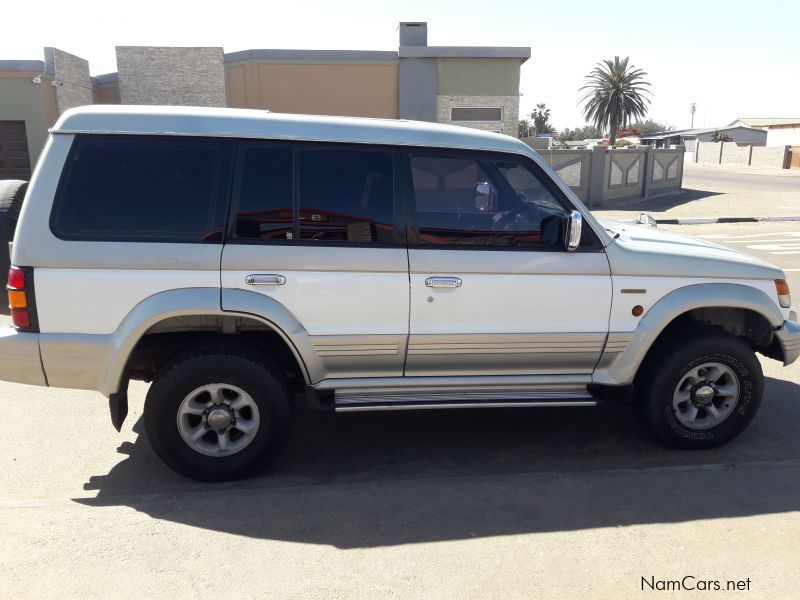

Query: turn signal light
<box><xmin>8</xmin><ymin>289</ymin><xmax>27</xmax><ymax>309</ymax></box>
<box><xmin>775</xmin><ymin>279</ymin><xmax>791</xmax><ymax>309</ymax></box>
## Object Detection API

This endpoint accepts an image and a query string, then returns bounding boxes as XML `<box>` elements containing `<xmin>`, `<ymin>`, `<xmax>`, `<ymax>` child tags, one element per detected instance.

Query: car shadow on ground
<box><xmin>76</xmin><ymin>376</ymin><xmax>800</xmax><ymax>548</ymax></box>
<box><xmin>599</xmin><ymin>188</ymin><xmax>723</xmax><ymax>213</ymax></box>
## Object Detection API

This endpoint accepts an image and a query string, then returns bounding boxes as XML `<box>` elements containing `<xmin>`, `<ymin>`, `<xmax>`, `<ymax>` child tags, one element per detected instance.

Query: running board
<box><xmin>334</xmin><ymin>391</ymin><xmax>596</xmax><ymax>412</ymax></box>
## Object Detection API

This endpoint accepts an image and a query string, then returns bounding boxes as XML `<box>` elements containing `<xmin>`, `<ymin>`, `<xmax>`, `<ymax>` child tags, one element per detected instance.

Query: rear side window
<box><xmin>52</xmin><ymin>135</ymin><xmax>232</xmax><ymax>242</ymax></box>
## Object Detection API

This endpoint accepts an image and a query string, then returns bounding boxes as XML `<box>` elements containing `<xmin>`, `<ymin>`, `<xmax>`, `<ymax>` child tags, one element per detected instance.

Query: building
<box><xmin>0</xmin><ymin>22</ymin><xmax>530</xmax><ymax>180</ymax></box>
<box><xmin>639</xmin><ymin>126</ymin><xmax>766</xmax><ymax>151</ymax></box>
<box><xmin>728</xmin><ymin>118</ymin><xmax>800</xmax><ymax>147</ymax></box>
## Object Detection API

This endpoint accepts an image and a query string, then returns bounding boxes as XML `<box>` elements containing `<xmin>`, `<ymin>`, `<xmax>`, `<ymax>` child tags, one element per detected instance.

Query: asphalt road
<box><xmin>1</xmin><ymin>220</ymin><xmax>799</xmax><ymax>599</ymax></box>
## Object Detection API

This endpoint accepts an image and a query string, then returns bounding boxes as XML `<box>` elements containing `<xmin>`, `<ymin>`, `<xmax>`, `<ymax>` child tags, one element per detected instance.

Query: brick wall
<box><xmin>50</xmin><ymin>48</ymin><xmax>92</xmax><ymax>114</ymax></box>
<box><xmin>436</xmin><ymin>95</ymin><xmax>519</xmax><ymax>136</ymax></box>
<box><xmin>116</xmin><ymin>47</ymin><xmax>226</xmax><ymax>107</ymax></box>
<box><xmin>720</xmin><ymin>143</ymin><xmax>751</xmax><ymax>165</ymax></box>
<box><xmin>750</xmin><ymin>145</ymin><xmax>789</xmax><ymax>167</ymax></box>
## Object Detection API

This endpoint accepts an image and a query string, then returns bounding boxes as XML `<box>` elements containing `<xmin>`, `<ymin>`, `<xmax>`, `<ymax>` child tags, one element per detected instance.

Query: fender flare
<box><xmin>593</xmin><ymin>282</ymin><xmax>783</xmax><ymax>386</ymax></box>
<box><xmin>103</xmin><ymin>288</ymin><xmax>321</xmax><ymax>395</ymax></box>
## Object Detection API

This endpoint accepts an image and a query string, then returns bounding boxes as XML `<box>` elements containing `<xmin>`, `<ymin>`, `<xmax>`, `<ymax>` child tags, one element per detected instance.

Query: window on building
<box><xmin>410</xmin><ymin>153</ymin><xmax>568</xmax><ymax>248</ymax></box>
<box><xmin>235</xmin><ymin>145</ymin><xmax>293</xmax><ymax>240</ymax></box>
<box><xmin>450</xmin><ymin>107</ymin><xmax>503</xmax><ymax>122</ymax></box>
<box><xmin>52</xmin><ymin>135</ymin><xmax>231</xmax><ymax>242</ymax></box>
<box><xmin>297</xmin><ymin>148</ymin><xmax>395</xmax><ymax>243</ymax></box>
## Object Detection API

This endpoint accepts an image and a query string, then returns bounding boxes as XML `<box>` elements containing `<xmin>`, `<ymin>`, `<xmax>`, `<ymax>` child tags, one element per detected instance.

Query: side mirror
<box><xmin>637</xmin><ymin>212</ymin><xmax>658</xmax><ymax>228</ymax></box>
<box><xmin>473</xmin><ymin>181</ymin><xmax>497</xmax><ymax>212</ymax></box>
<box><xmin>566</xmin><ymin>210</ymin><xmax>582</xmax><ymax>251</ymax></box>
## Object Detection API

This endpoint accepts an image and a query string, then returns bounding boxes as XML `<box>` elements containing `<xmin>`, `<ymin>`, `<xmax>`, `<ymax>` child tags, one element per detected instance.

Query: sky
<box><xmin>3</xmin><ymin>0</ymin><xmax>799</xmax><ymax>131</ymax></box>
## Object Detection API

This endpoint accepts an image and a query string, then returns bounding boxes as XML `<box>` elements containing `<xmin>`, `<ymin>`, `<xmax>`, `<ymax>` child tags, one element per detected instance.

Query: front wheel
<box><xmin>144</xmin><ymin>348</ymin><xmax>292</xmax><ymax>481</ymax></box>
<box><xmin>636</xmin><ymin>329</ymin><xmax>763</xmax><ymax>449</ymax></box>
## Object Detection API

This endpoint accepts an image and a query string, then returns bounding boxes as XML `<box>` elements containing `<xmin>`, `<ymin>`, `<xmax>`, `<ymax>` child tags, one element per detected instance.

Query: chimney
<box><xmin>399</xmin><ymin>22</ymin><xmax>428</xmax><ymax>47</ymax></box>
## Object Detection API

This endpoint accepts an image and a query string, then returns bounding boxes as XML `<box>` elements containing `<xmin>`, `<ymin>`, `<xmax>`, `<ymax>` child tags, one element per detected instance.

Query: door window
<box><xmin>298</xmin><ymin>149</ymin><xmax>394</xmax><ymax>243</ymax></box>
<box><xmin>409</xmin><ymin>154</ymin><xmax>568</xmax><ymax>248</ymax></box>
<box><xmin>235</xmin><ymin>146</ymin><xmax>294</xmax><ymax>240</ymax></box>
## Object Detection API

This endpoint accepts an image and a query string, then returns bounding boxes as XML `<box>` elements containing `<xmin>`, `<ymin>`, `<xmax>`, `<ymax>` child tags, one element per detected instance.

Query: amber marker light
<box><xmin>8</xmin><ymin>289</ymin><xmax>27</xmax><ymax>309</ymax></box>
<box><xmin>775</xmin><ymin>279</ymin><xmax>791</xmax><ymax>309</ymax></box>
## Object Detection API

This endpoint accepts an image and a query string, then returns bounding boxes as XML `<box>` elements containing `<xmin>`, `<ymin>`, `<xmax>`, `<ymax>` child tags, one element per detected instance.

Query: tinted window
<box><xmin>410</xmin><ymin>154</ymin><xmax>567</xmax><ymax>247</ymax></box>
<box><xmin>235</xmin><ymin>146</ymin><xmax>293</xmax><ymax>240</ymax></box>
<box><xmin>450</xmin><ymin>107</ymin><xmax>503</xmax><ymax>122</ymax></box>
<box><xmin>298</xmin><ymin>149</ymin><xmax>394</xmax><ymax>243</ymax></box>
<box><xmin>52</xmin><ymin>136</ymin><xmax>230</xmax><ymax>242</ymax></box>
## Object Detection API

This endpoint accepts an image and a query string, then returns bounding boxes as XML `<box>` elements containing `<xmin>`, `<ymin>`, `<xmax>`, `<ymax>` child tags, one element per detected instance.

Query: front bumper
<box><xmin>775</xmin><ymin>317</ymin><xmax>800</xmax><ymax>366</ymax></box>
<box><xmin>0</xmin><ymin>327</ymin><xmax>47</xmax><ymax>386</ymax></box>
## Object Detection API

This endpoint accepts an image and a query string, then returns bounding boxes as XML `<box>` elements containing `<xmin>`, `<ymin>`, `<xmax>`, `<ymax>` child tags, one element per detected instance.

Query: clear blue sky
<box><xmin>4</xmin><ymin>0</ymin><xmax>799</xmax><ymax>130</ymax></box>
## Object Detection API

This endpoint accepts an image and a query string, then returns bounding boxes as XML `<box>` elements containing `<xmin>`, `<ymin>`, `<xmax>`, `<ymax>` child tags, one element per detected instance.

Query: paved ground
<box><xmin>1</xmin><ymin>220</ymin><xmax>800</xmax><ymax>599</ymax></box>
<box><xmin>595</xmin><ymin>164</ymin><xmax>800</xmax><ymax>222</ymax></box>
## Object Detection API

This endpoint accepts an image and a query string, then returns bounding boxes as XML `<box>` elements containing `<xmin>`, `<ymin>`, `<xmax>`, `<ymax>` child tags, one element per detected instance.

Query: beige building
<box><xmin>729</xmin><ymin>118</ymin><xmax>800</xmax><ymax>147</ymax></box>
<box><xmin>0</xmin><ymin>23</ymin><xmax>530</xmax><ymax>179</ymax></box>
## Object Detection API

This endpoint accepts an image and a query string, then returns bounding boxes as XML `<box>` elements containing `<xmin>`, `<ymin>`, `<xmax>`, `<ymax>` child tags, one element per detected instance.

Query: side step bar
<box><xmin>334</xmin><ymin>391</ymin><xmax>596</xmax><ymax>412</ymax></box>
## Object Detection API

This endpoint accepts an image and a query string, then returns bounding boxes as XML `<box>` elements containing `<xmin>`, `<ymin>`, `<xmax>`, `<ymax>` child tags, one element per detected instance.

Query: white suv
<box><xmin>1</xmin><ymin>105</ymin><xmax>798</xmax><ymax>481</ymax></box>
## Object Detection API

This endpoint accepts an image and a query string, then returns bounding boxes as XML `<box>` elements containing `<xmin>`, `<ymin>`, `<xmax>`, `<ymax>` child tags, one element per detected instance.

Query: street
<box><xmin>1</xmin><ymin>218</ymin><xmax>799</xmax><ymax>599</ymax></box>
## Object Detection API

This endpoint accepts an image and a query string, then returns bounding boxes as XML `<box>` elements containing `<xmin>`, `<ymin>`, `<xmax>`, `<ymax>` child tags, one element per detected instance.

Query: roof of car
<box><xmin>53</xmin><ymin>105</ymin><xmax>533</xmax><ymax>156</ymax></box>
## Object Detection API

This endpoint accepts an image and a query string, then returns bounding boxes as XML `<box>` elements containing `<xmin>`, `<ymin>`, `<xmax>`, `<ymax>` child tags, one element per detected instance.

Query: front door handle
<box><xmin>245</xmin><ymin>274</ymin><xmax>286</xmax><ymax>286</ymax></box>
<box><xmin>425</xmin><ymin>276</ymin><xmax>462</xmax><ymax>288</ymax></box>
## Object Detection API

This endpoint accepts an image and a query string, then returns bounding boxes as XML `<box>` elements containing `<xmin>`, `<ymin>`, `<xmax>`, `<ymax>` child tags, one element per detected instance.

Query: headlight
<box><xmin>775</xmin><ymin>279</ymin><xmax>791</xmax><ymax>309</ymax></box>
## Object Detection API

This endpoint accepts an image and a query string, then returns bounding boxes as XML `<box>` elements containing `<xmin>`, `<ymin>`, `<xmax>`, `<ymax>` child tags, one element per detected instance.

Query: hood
<box><xmin>600</xmin><ymin>219</ymin><xmax>784</xmax><ymax>280</ymax></box>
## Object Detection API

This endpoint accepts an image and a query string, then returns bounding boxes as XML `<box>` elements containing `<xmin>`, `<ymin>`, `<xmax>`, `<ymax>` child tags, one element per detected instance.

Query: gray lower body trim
<box><xmin>404</xmin><ymin>333</ymin><xmax>606</xmax><ymax>376</ymax></box>
<box><xmin>0</xmin><ymin>328</ymin><xmax>47</xmax><ymax>387</ymax></box>
<box><xmin>775</xmin><ymin>319</ymin><xmax>800</xmax><ymax>366</ymax></box>
<box><xmin>336</xmin><ymin>399</ymin><xmax>596</xmax><ymax>412</ymax></box>
<box><xmin>313</xmin><ymin>373</ymin><xmax>593</xmax><ymax>392</ymax></box>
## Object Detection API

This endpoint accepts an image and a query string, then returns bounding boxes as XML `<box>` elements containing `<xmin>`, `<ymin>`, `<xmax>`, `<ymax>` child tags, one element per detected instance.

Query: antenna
<box><xmin>690</xmin><ymin>102</ymin><xmax>697</xmax><ymax>128</ymax></box>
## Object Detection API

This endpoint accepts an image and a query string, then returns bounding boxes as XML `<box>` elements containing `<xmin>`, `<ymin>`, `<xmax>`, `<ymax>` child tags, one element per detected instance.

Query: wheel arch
<box><xmin>594</xmin><ymin>283</ymin><xmax>783</xmax><ymax>386</ymax></box>
<box><xmin>103</xmin><ymin>287</ymin><xmax>316</xmax><ymax>396</ymax></box>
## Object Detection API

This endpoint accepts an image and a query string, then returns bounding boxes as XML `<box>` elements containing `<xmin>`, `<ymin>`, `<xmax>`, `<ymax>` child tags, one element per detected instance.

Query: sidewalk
<box><xmin>593</xmin><ymin>166</ymin><xmax>800</xmax><ymax>224</ymax></box>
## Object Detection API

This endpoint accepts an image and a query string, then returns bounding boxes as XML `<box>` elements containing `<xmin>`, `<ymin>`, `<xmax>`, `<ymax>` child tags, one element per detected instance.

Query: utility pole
<box><xmin>690</xmin><ymin>102</ymin><xmax>697</xmax><ymax>128</ymax></box>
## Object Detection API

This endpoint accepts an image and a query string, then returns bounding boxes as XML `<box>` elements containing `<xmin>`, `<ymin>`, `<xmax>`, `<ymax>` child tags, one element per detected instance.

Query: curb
<box><xmin>615</xmin><ymin>215</ymin><xmax>800</xmax><ymax>225</ymax></box>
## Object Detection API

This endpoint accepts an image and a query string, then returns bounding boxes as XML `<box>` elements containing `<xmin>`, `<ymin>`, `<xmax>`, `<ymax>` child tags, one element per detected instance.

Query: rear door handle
<box><xmin>425</xmin><ymin>276</ymin><xmax>462</xmax><ymax>288</ymax></box>
<box><xmin>245</xmin><ymin>274</ymin><xmax>286</xmax><ymax>286</ymax></box>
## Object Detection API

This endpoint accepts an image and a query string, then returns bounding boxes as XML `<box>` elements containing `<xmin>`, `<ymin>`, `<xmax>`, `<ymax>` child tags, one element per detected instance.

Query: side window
<box><xmin>409</xmin><ymin>154</ymin><xmax>568</xmax><ymax>248</ymax></box>
<box><xmin>52</xmin><ymin>135</ymin><xmax>230</xmax><ymax>242</ymax></box>
<box><xmin>298</xmin><ymin>149</ymin><xmax>394</xmax><ymax>243</ymax></box>
<box><xmin>235</xmin><ymin>145</ymin><xmax>293</xmax><ymax>240</ymax></box>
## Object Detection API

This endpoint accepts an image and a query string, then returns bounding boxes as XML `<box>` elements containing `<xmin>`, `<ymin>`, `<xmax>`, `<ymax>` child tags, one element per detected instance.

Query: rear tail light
<box><xmin>775</xmin><ymin>279</ymin><xmax>792</xmax><ymax>309</ymax></box>
<box><xmin>7</xmin><ymin>266</ymin><xmax>38</xmax><ymax>332</ymax></box>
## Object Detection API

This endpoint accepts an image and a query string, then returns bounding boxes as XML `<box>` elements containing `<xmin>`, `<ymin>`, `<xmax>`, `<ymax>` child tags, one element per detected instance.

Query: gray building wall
<box><xmin>398</xmin><ymin>58</ymin><xmax>437</xmax><ymax>121</ymax></box>
<box><xmin>116</xmin><ymin>46</ymin><xmax>226</xmax><ymax>107</ymax></box>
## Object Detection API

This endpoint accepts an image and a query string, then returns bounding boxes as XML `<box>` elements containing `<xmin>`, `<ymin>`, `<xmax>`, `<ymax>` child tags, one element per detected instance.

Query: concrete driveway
<box><xmin>2</xmin><ymin>220</ymin><xmax>800</xmax><ymax>599</ymax></box>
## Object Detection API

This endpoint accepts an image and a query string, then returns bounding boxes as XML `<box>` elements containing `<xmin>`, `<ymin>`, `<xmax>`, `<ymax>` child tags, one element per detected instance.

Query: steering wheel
<box><xmin>491</xmin><ymin>201</ymin><xmax>539</xmax><ymax>231</ymax></box>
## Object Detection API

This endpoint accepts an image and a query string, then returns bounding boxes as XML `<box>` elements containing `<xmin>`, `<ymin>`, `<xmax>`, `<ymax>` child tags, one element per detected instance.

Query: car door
<box><xmin>404</xmin><ymin>149</ymin><xmax>612</xmax><ymax>376</ymax></box>
<box><xmin>221</xmin><ymin>141</ymin><xmax>409</xmax><ymax>380</ymax></box>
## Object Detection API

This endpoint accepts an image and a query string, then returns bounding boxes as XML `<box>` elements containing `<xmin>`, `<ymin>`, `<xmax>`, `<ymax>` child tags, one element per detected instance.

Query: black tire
<box><xmin>635</xmin><ymin>327</ymin><xmax>763</xmax><ymax>449</ymax></box>
<box><xmin>0</xmin><ymin>180</ymin><xmax>28</xmax><ymax>315</ymax></box>
<box><xmin>144</xmin><ymin>348</ymin><xmax>292</xmax><ymax>481</ymax></box>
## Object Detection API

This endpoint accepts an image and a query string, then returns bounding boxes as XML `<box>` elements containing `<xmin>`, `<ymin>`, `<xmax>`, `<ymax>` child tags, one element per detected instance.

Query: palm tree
<box><xmin>530</xmin><ymin>103</ymin><xmax>555</xmax><ymax>136</ymax></box>
<box><xmin>579</xmin><ymin>56</ymin><xmax>651</xmax><ymax>144</ymax></box>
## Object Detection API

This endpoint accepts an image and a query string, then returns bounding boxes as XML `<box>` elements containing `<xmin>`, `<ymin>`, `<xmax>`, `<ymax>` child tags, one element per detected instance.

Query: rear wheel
<box><xmin>144</xmin><ymin>348</ymin><xmax>292</xmax><ymax>481</ymax></box>
<box><xmin>635</xmin><ymin>328</ymin><xmax>763</xmax><ymax>449</ymax></box>
<box><xmin>0</xmin><ymin>180</ymin><xmax>28</xmax><ymax>315</ymax></box>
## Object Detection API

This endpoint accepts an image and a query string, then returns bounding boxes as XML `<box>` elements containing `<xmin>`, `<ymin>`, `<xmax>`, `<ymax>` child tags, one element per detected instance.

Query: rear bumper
<box><xmin>776</xmin><ymin>318</ymin><xmax>800</xmax><ymax>366</ymax></box>
<box><xmin>0</xmin><ymin>327</ymin><xmax>47</xmax><ymax>386</ymax></box>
